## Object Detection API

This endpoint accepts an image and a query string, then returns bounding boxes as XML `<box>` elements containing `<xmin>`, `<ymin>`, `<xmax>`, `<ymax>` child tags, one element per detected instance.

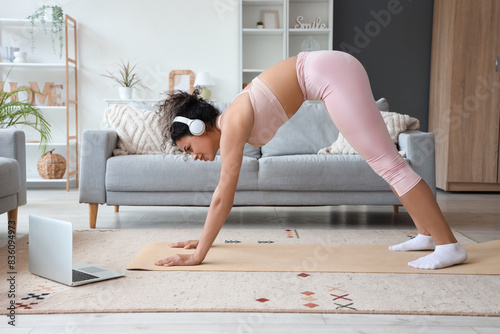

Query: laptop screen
<box><xmin>29</xmin><ymin>215</ymin><xmax>74</xmax><ymax>285</ymax></box>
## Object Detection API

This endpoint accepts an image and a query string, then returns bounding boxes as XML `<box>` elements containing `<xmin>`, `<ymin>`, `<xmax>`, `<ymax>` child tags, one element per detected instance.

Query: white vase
<box><xmin>119</xmin><ymin>87</ymin><xmax>133</xmax><ymax>100</ymax></box>
<box><xmin>13</xmin><ymin>51</ymin><xmax>27</xmax><ymax>63</ymax></box>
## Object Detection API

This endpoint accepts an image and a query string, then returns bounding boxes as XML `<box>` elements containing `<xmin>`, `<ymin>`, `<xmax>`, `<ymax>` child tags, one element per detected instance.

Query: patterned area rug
<box><xmin>1</xmin><ymin>229</ymin><xmax>499</xmax><ymax>316</ymax></box>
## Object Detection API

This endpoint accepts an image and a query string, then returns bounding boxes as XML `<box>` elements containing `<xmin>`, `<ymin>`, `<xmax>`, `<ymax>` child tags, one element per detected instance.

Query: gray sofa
<box><xmin>79</xmin><ymin>102</ymin><xmax>436</xmax><ymax>228</ymax></box>
<box><xmin>0</xmin><ymin>129</ymin><xmax>27</xmax><ymax>233</ymax></box>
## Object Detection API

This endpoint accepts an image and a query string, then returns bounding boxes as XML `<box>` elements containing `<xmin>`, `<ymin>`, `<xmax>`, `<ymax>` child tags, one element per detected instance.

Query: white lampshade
<box><xmin>194</xmin><ymin>72</ymin><xmax>215</xmax><ymax>87</ymax></box>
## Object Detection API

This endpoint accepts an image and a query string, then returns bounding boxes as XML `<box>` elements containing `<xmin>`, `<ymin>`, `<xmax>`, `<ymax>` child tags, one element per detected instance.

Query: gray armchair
<box><xmin>0</xmin><ymin>129</ymin><xmax>27</xmax><ymax>234</ymax></box>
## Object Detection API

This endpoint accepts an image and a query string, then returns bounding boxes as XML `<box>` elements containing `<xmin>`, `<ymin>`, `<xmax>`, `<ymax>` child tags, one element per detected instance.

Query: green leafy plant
<box><xmin>27</xmin><ymin>5</ymin><xmax>65</xmax><ymax>59</ymax></box>
<box><xmin>101</xmin><ymin>59</ymin><xmax>151</xmax><ymax>90</ymax></box>
<box><xmin>257</xmin><ymin>21</ymin><xmax>264</xmax><ymax>26</ymax></box>
<box><xmin>0</xmin><ymin>76</ymin><xmax>51</xmax><ymax>153</ymax></box>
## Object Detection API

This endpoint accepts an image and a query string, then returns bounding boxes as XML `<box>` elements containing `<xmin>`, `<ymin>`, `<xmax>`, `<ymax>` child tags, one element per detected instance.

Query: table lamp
<box><xmin>194</xmin><ymin>72</ymin><xmax>215</xmax><ymax>99</ymax></box>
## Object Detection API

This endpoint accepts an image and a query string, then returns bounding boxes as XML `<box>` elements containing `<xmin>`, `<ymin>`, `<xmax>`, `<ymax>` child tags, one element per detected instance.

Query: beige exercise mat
<box><xmin>126</xmin><ymin>240</ymin><xmax>500</xmax><ymax>275</ymax></box>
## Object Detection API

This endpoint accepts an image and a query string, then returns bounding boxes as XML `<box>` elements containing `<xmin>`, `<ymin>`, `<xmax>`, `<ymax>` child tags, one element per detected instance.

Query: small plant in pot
<box><xmin>101</xmin><ymin>59</ymin><xmax>151</xmax><ymax>100</ymax></box>
<box><xmin>0</xmin><ymin>78</ymin><xmax>51</xmax><ymax>153</ymax></box>
<box><xmin>256</xmin><ymin>21</ymin><xmax>264</xmax><ymax>29</ymax></box>
<box><xmin>27</xmin><ymin>5</ymin><xmax>65</xmax><ymax>59</ymax></box>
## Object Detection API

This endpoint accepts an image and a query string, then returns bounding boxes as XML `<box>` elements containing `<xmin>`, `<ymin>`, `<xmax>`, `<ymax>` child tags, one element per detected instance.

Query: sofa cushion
<box><xmin>0</xmin><ymin>157</ymin><xmax>21</xmax><ymax>198</ymax></box>
<box><xmin>242</xmin><ymin>143</ymin><xmax>262</xmax><ymax>159</ymax></box>
<box><xmin>261</xmin><ymin>98</ymin><xmax>391</xmax><ymax>157</ymax></box>
<box><xmin>105</xmin><ymin>155</ymin><xmax>258</xmax><ymax>192</ymax></box>
<box><xmin>261</xmin><ymin>102</ymin><xmax>339</xmax><ymax>157</ymax></box>
<box><xmin>318</xmin><ymin>111</ymin><xmax>420</xmax><ymax>155</ymax></box>
<box><xmin>258</xmin><ymin>154</ymin><xmax>402</xmax><ymax>192</ymax></box>
<box><xmin>104</xmin><ymin>105</ymin><xmax>182</xmax><ymax>156</ymax></box>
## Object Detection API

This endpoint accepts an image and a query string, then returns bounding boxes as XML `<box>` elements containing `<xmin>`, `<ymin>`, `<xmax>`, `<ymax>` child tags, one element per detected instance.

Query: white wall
<box><xmin>1</xmin><ymin>0</ymin><xmax>240</xmax><ymax>134</ymax></box>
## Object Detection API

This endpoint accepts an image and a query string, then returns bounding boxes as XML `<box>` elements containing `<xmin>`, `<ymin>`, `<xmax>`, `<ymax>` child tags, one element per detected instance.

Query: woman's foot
<box><xmin>389</xmin><ymin>234</ymin><xmax>435</xmax><ymax>251</ymax></box>
<box><xmin>408</xmin><ymin>243</ymin><xmax>468</xmax><ymax>270</ymax></box>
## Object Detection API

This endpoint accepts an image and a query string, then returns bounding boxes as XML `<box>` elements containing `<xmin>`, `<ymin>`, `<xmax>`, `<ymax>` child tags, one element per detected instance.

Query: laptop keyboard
<box><xmin>72</xmin><ymin>270</ymin><xmax>99</xmax><ymax>282</ymax></box>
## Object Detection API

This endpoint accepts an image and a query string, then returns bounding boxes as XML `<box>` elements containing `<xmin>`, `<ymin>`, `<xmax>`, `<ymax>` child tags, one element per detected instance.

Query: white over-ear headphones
<box><xmin>173</xmin><ymin>116</ymin><xmax>206</xmax><ymax>136</ymax></box>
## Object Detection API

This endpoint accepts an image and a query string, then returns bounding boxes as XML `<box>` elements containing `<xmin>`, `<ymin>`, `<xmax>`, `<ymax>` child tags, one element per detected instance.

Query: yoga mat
<box><xmin>126</xmin><ymin>240</ymin><xmax>500</xmax><ymax>275</ymax></box>
<box><xmin>3</xmin><ymin>230</ymin><xmax>499</xmax><ymax>316</ymax></box>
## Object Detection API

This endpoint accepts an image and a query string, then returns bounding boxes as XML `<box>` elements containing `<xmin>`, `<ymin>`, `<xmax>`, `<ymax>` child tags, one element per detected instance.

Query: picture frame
<box><xmin>169</xmin><ymin>70</ymin><xmax>195</xmax><ymax>94</ymax></box>
<box><xmin>261</xmin><ymin>10</ymin><xmax>279</xmax><ymax>29</ymax></box>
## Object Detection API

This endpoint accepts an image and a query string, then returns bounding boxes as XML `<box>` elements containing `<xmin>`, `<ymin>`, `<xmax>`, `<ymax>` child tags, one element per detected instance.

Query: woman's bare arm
<box><xmin>192</xmin><ymin>148</ymin><xmax>245</xmax><ymax>263</ymax></box>
<box><xmin>155</xmin><ymin>98</ymin><xmax>254</xmax><ymax>266</ymax></box>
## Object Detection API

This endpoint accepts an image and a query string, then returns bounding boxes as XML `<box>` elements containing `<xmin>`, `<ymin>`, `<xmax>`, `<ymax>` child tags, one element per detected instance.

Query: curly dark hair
<box><xmin>157</xmin><ymin>89</ymin><xmax>219</xmax><ymax>149</ymax></box>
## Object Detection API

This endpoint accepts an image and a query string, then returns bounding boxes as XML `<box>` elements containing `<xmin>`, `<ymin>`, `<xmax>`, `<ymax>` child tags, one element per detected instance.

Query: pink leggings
<box><xmin>296</xmin><ymin>51</ymin><xmax>421</xmax><ymax>196</ymax></box>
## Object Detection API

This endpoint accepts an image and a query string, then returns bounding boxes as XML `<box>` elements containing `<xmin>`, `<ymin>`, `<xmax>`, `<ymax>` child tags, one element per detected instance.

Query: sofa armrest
<box><xmin>398</xmin><ymin>130</ymin><xmax>436</xmax><ymax>196</ymax></box>
<box><xmin>0</xmin><ymin>129</ymin><xmax>27</xmax><ymax>206</ymax></box>
<box><xmin>79</xmin><ymin>129</ymin><xmax>118</xmax><ymax>204</ymax></box>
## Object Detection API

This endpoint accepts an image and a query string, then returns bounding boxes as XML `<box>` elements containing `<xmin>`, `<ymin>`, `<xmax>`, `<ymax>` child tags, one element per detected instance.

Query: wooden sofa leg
<box><xmin>89</xmin><ymin>204</ymin><xmax>98</xmax><ymax>229</ymax></box>
<box><xmin>113</xmin><ymin>205</ymin><xmax>119</xmax><ymax>213</ymax></box>
<box><xmin>393</xmin><ymin>205</ymin><xmax>400</xmax><ymax>213</ymax></box>
<box><xmin>8</xmin><ymin>208</ymin><xmax>18</xmax><ymax>234</ymax></box>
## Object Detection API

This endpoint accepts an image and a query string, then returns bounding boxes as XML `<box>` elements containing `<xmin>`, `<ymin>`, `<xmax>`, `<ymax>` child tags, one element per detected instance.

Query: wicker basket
<box><xmin>37</xmin><ymin>149</ymin><xmax>66</xmax><ymax>179</ymax></box>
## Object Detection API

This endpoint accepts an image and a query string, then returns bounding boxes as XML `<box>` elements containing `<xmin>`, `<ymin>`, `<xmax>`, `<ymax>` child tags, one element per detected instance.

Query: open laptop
<box><xmin>29</xmin><ymin>215</ymin><xmax>124</xmax><ymax>286</ymax></box>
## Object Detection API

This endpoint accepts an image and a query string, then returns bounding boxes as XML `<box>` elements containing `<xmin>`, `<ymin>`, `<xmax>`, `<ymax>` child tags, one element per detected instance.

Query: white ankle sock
<box><xmin>389</xmin><ymin>234</ymin><xmax>435</xmax><ymax>252</ymax></box>
<box><xmin>408</xmin><ymin>243</ymin><xmax>468</xmax><ymax>270</ymax></box>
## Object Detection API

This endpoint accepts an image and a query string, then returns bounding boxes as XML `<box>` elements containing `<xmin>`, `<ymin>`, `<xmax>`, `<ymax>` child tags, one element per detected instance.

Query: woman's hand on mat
<box><xmin>155</xmin><ymin>254</ymin><xmax>201</xmax><ymax>267</ymax></box>
<box><xmin>168</xmin><ymin>240</ymin><xmax>199</xmax><ymax>249</ymax></box>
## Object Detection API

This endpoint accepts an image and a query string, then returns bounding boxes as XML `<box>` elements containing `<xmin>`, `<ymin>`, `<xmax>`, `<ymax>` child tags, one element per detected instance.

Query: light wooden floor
<box><xmin>1</xmin><ymin>189</ymin><xmax>499</xmax><ymax>333</ymax></box>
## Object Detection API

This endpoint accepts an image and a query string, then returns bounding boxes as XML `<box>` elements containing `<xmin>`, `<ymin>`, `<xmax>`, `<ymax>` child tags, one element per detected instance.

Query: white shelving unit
<box><xmin>239</xmin><ymin>0</ymin><xmax>333</xmax><ymax>88</ymax></box>
<box><xmin>0</xmin><ymin>15</ymin><xmax>79</xmax><ymax>190</ymax></box>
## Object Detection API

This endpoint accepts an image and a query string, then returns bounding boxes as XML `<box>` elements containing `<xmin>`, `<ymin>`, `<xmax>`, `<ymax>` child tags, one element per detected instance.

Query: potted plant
<box><xmin>256</xmin><ymin>21</ymin><xmax>264</xmax><ymax>29</ymax></box>
<box><xmin>26</xmin><ymin>5</ymin><xmax>65</xmax><ymax>59</ymax></box>
<box><xmin>101</xmin><ymin>59</ymin><xmax>151</xmax><ymax>100</ymax></box>
<box><xmin>0</xmin><ymin>81</ymin><xmax>51</xmax><ymax>153</ymax></box>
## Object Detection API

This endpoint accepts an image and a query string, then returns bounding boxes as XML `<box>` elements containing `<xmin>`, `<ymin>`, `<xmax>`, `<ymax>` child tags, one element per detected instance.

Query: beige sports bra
<box><xmin>218</xmin><ymin>77</ymin><xmax>289</xmax><ymax>146</ymax></box>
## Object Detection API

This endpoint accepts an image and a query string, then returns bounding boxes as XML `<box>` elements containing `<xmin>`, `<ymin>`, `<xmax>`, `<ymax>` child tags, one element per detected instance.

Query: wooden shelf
<box><xmin>36</xmin><ymin>106</ymin><xmax>67</xmax><ymax>111</ymax></box>
<box><xmin>28</xmin><ymin>177</ymin><xmax>68</xmax><ymax>183</ymax></box>
<box><xmin>0</xmin><ymin>105</ymin><xmax>67</xmax><ymax>111</ymax></box>
<box><xmin>26</xmin><ymin>142</ymin><xmax>75</xmax><ymax>146</ymax></box>
<box><xmin>243</xmin><ymin>28</ymin><xmax>284</xmax><ymax>35</ymax></box>
<box><xmin>0</xmin><ymin>14</ymin><xmax>79</xmax><ymax>191</ymax></box>
<box><xmin>0</xmin><ymin>18</ymin><xmax>75</xmax><ymax>29</ymax></box>
<box><xmin>289</xmin><ymin>28</ymin><xmax>331</xmax><ymax>35</ymax></box>
<box><xmin>0</xmin><ymin>18</ymin><xmax>35</xmax><ymax>26</ymax></box>
<box><xmin>0</xmin><ymin>62</ymin><xmax>75</xmax><ymax>69</ymax></box>
<box><xmin>27</xmin><ymin>176</ymin><xmax>77</xmax><ymax>189</ymax></box>
<box><xmin>242</xmin><ymin>0</ymin><xmax>285</xmax><ymax>6</ymax></box>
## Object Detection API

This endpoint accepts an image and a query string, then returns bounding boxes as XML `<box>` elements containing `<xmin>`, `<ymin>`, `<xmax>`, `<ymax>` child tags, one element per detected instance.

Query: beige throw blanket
<box><xmin>318</xmin><ymin>111</ymin><xmax>420</xmax><ymax>156</ymax></box>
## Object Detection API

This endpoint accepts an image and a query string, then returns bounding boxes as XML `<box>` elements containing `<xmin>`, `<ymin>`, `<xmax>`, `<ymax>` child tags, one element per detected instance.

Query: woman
<box><xmin>155</xmin><ymin>50</ymin><xmax>467</xmax><ymax>270</ymax></box>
